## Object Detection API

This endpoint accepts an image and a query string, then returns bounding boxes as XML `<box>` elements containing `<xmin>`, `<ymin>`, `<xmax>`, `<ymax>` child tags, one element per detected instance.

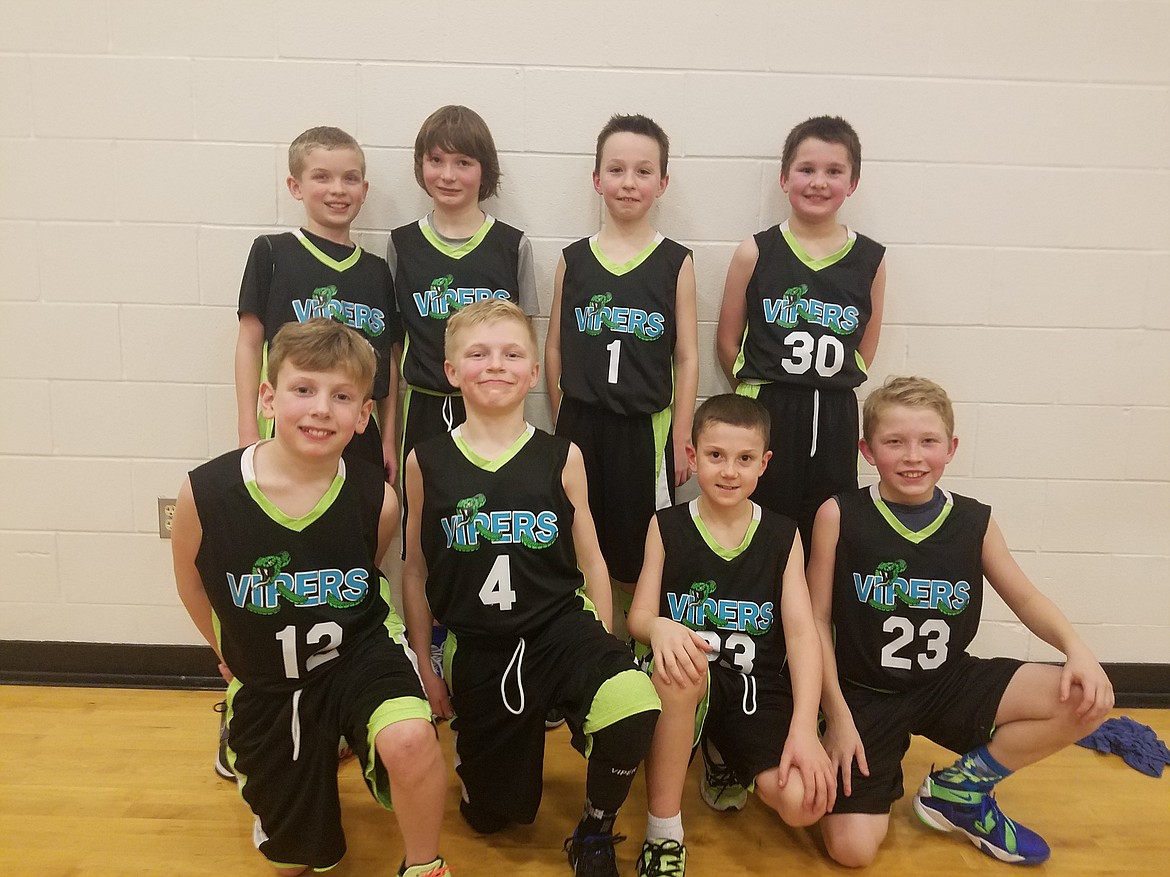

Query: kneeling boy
<box><xmin>627</xmin><ymin>394</ymin><xmax>833</xmax><ymax>875</ymax></box>
<box><xmin>173</xmin><ymin>319</ymin><xmax>450</xmax><ymax>877</ymax></box>
<box><xmin>402</xmin><ymin>299</ymin><xmax>660</xmax><ymax>877</ymax></box>
<box><xmin>808</xmin><ymin>375</ymin><xmax>1114</xmax><ymax>867</ymax></box>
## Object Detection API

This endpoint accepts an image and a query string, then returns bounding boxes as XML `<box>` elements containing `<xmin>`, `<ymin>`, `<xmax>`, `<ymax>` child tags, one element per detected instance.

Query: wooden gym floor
<box><xmin>1</xmin><ymin>686</ymin><xmax>1167</xmax><ymax>876</ymax></box>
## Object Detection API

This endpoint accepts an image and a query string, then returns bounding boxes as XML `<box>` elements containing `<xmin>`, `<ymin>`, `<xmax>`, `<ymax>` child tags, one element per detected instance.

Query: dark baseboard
<box><xmin>0</xmin><ymin>641</ymin><xmax>1166</xmax><ymax>707</ymax></box>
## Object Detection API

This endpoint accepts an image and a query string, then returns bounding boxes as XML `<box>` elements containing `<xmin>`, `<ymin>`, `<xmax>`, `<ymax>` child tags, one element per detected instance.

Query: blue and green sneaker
<box><xmin>913</xmin><ymin>776</ymin><xmax>1050</xmax><ymax>865</ymax></box>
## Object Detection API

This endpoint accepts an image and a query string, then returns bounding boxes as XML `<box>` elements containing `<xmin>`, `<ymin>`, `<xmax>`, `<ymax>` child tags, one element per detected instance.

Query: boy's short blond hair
<box><xmin>691</xmin><ymin>393</ymin><xmax>771</xmax><ymax>449</ymax></box>
<box><xmin>288</xmin><ymin>126</ymin><xmax>366</xmax><ymax>178</ymax></box>
<box><xmin>414</xmin><ymin>105</ymin><xmax>502</xmax><ymax>201</ymax></box>
<box><xmin>267</xmin><ymin>318</ymin><xmax>376</xmax><ymax>400</ymax></box>
<box><xmin>444</xmin><ymin>299</ymin><xmax>537</xmax><ymax>361</ymax></box>
<box><xmin>862</xmin><ymin>376</ymin><xmax>954</xmax><ymax>442</ymax></box>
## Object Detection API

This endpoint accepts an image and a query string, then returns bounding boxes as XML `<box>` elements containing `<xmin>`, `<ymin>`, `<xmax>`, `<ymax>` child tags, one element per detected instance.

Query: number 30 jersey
<box><xmin>189</xmin><ymin>445</ymin><xmax>392</xmax><ymax>694</ymax></box>
<box><xmin>831</xmin><ymin>485</ymin><xmax>991</xmax><ymax>692</ymax></box>
<box><xmin>734</xmin><ymin>222</ymin><xmax>884</xmax><ymax>390</ymax></box>
<box><xmin>657</xmin><ymin>500</ymin><xmax>796</xmax><ymax>678</ymax></box>
<box><xmin>415</xmin><ymin>425</ymin><xmax>586</xmax><ymax>638</ymax></box>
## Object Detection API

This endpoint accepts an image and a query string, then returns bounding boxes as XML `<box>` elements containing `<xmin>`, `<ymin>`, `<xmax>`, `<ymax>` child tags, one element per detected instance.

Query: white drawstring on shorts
<box><xmin>501</xmin><ymin>638</ymin><xmax>527</xmax><ymax>716</ymax></box>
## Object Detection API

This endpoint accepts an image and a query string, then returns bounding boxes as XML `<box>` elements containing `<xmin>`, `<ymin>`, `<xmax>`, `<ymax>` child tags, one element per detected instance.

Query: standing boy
<box><xmin>174</xmin><ymin>319</ymin><xmax>450</xmax><ymax>877</ymax></box>
<box><xmin>627</xmin><ymin>395</ymin><xmax>833</xmax><ymax>876</ymax></box>
<box><xmin>402</xmin><ymin>300</ymin><xmax>661</xmax><ymax>877</ymax></box>
<box><xmin>545</xmin><ymin>114</ymin><xmax>698</xmax><ymax>633</ymax></box>
<box><xmin>236</xmin><ymin>126</ymin><xmax>396</xmax><ymax>477</ymax></box>
<box><xmin>807</xmin><ymin>376</ymin><xmax>1114</xmax><ymax>867</ymax></box>
<box><xmin>716</xmin><ymin>115</ymin><xmax>887</xmax><ymax>552</ymax></box>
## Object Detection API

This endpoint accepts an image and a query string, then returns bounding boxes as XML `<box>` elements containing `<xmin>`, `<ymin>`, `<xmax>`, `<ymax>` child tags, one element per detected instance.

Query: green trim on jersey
<box><xmin>854</xmin><ymin>349</ymin><xmax>868</xmax><ymax>374</ymax></box>
<box><xmin>582</xmin><ymin>667</ymin><xmax>661</xmax><ymax>755</ymax></box>
<box><xmin>241</xmin><ymin>443</ymin><xmax>346</xmax><ymax>531</ymax></box>
<box><xmin>293</xmin><ymin>227</ymin><xmax>363</xmax><ymax>272</ymax></box>
<box><xmin>689</xmin><ymin>498</ymin><xmax>762</xmax><ymax>560</ymax></box>
<box><xmin>452</xmin><ymin>423</ymin><xmax>535</xmax><ymax>471</ymax></box>
<box><xmin>734</xmin><ymin>381</ymin><xmax>763</xmax><ymax>400</ymax></box>
<box><xmin>869</xmin><ymin>483</ymin><xmax>954</xmax><ymax>543</ymax></box>
<box><xmin>779</xmin><ymin>220</ymin><xmax>856</xmax><ymax>271</ymax></box>
<box><xmin>419</xmin><ymin>213</ymin><xmax>496</xmax><ymax>259</ymax></box>
<box><xmin>589</xmin><ymin>233</ymin><xmax>664</xmax><ymax>277</ymax></box>
<box><xmin>651</xmin><ymin>406</ymin><xmax>672</xmax><ymax>486</ymax></box>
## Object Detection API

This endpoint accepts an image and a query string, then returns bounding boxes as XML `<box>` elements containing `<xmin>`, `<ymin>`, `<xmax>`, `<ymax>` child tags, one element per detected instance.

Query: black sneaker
<box><xmin>213</xmin><ymin>700</ymin><xmax>236</xmax><ymax>782</ymax></box>
<box><xmin>563</xmin><ymin>830</ymin><xmax>624</xmax><ymax>877</ymax></box>
<box><xmin>545</xmin><ymin>708</ymin><xmax>567</xmax><ymax>729</ymax></box>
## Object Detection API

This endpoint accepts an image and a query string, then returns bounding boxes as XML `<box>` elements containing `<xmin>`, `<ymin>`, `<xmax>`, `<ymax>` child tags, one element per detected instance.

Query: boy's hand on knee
<box><xmin>779</xmin><ymin>727</ymin><xmax>835</xmax><ymax>815</ymax></box>
<box><xmin>1061</xmin><ymin>648</ymin><xmax>1115</xmax><ymax>722</ymax></box>
<box><xmin>421</xmin><ymin>670</ymin><xmax>453</xmax><ymax>721</ymax></box>
<box><xmin>650</xmin><ymin>618</ymin><xmax>712</xmax><ymax>686</ymax></box>
<box><xmin>822</xmin><ymin>715</ymin><xmax>868</xmax><ymax>802</ymax></box>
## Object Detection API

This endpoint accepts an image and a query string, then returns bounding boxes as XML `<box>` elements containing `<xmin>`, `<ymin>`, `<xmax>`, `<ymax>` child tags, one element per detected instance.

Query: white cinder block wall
<box><xmin>1</xmin><ymin>1</ymin><xmax>1167</xmax><ymax>663</ymax></box>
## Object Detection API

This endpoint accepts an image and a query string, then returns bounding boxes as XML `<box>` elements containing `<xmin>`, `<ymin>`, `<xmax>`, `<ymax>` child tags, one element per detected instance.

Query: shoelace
<box><xmin>564</xmin><ymin>833</ymin><xmax>626</xmax><ymax>876</ymax></box>
<box><xmin>639</xmin><ymin>840</ymin><xmax>685</xmax><ymax>876</ymax></box>
<box><xmin>706</xmin><ymin>760</ymin><xmax>741</xmax><ymax>798</ymax></box>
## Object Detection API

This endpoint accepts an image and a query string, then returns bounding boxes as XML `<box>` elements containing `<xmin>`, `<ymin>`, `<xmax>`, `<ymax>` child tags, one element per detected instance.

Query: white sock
<box><xmin>646</xmin><ymin>811</ymin><xmax>684</xmax><ymax>843</ymax></box>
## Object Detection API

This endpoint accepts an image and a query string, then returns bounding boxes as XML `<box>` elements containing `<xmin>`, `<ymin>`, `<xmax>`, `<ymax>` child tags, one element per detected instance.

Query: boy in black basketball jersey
<box><xmin>174</xmin><ymin>319</ymin><xmax>450</xmax><ymax>877</ymax></box>
<box><xmin>545</xmin><ymin>113</ymin><xmax>698</xmax><ymax>638</ymax></box>
<box><xmin>807</xmin><ymin>376</ymin><xmax>1113</xmax><ymax>868</ymax></box>
<box><xmin>402</xmin><ymin>300</ymin><xmax>661</xmax><ymax>877</ymax></box>
<box><xmin>627</xmin><ymin>395</ymin><xmax>833</xmax><ymax>876</ymax></box>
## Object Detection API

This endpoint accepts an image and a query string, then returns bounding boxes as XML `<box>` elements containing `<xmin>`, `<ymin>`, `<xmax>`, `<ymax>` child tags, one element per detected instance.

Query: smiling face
<box><xmin>444</xmin><ymin>315</ymin><xmax>539</xmax><ymax>412</ymax></box>
<box><xmin>261</xmin><ymin>361</ymin><xmax>372</xmax><ymax>459</ymax></box>
<box><xmin>421</xmin><ymin>146</ymin><xmax>484</xmax><ymax>212</ymax></box>
<box><xmin>286</xmin><ymin>146</ymin><xmax>368</xmax><ymax>239</ymax></box>
<box><xmin>592</xmin><ymin>131</ymin><xmax>668</xmax><ymax>222</ymax></box>
<box><xmin>860</xmin><ymin>404</ymin><xmax>958</xmax><ymax>505</ymax></box>
<box><xmin>779</xmin><ymin>137</ymin><xmax>857</xmax><ymax>223</ymax></box>
<box><xmin>688</xmin><ymin>421</ymin><xmax>772</xmax><ymax>510</ymax></box>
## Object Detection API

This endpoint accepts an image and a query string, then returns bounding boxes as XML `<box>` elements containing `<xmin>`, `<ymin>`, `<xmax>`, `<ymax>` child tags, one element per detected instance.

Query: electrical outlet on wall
<box><xmin>158</xmin><ymin>498</ymin><xmax>177</xmax><ymax>539</ymax></box>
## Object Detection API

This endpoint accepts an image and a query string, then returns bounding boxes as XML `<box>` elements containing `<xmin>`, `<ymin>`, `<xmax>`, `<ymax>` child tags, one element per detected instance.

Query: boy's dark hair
<box><xmin>594</xmin><ymin>114</ymin><xmax>670</xmax><ymax>176</ymax></box>
<box><xmin>862</xmin><ymin>375</ymin><xmax>955</xmax><ymax>443</ymax></box>
<box><xmin>267</xmin><ymin>318</ymin><xmax>377</xmax><ymax>400</ymax></box>
<box><xmin>691</xmin><ymin>394</ymin><xmax>771</xmax><ymax>449</ymax></box>
<box><xmin>781</xmin><ymin>115</ymin><xmax>862</xmax><ymax>184</ymax></box>
<box><xmin>288</xmin><ymin>126</ymin><xmax>365</xmax><ymax>178</ymax></box>
<box><xmin>414</xmin><ymin>105</ymin><xmax>502</xmax><ymax>201</ymax></box>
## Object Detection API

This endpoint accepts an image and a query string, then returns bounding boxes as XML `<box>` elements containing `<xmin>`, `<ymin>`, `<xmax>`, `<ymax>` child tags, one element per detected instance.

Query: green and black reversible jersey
<box><xmin>831</xmin><ymin>485</ymin><xmax>991</xmax><ymax>692</ymax></box>
<box><xmin>735</xmin><ymin>222</ymin><xmax>884</xmax><ymax>390</ymax></box>
<box><xmin>558</xmin><ymin>234</ymin><xmax>690</xmax><ymax>415</ymax></box>
<box><xmin>189</xmin><ymin>446</ymin><xmax>393</xmax><ymax>694</ymax></box>
<box><xmin>391</xmin><ymin>215</ymin><xmax>524</xmax><ymax>394</ymax></box>
<box><xmin>415</xmin><ymin>425</ymin><xmax>585</xmax><ymax>638</ymax></box>
<box><xmin>237</xmin><ymin>229</ymin><xmax>395</xmax><ymax>399</ymax></box>
<box><xmin>657</xmin><ymin>500</ymin><xmax>796</xmax><ymax>678</ymax></box>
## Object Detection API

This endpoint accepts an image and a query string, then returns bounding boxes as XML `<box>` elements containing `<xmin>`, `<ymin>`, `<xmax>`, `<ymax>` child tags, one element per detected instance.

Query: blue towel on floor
<box><xmin>1076</xmin><ymin>716</ymin><xmax>1170</xmax><ymax>778</ymax></box>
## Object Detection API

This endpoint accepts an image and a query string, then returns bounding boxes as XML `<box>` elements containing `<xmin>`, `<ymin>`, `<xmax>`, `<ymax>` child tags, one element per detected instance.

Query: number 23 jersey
<box><xmin>832</xmin><ymin>485</ymin><xmax>991</xmax><ymax>692</ymax></box>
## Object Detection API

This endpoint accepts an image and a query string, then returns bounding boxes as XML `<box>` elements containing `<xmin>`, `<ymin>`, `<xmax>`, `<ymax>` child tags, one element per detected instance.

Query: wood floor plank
<box><xmin>1</xmin><ymin>686</ymin><xmax>1166</xmax><ymax>876</ymax></box>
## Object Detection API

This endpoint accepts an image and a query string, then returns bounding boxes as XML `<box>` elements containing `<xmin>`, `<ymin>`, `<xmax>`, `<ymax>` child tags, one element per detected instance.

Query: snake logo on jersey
<box><xmin>290</xmin><ymin>286</ymin><xmax>387</xmax><ymax>338</ymax></box>
<box><xmin>574</xmin><ymin>291</ymin><xmax>665</xmax><ymax>342</ymax></box>
<box><xmin>853</xmin><ymin>558</ymin><xmax>969</xmax><ymax>616</ymax></box>
<box><xmin>667</xmin><ymin>579</ymin><xmax>774</xmax><ymax>636</ymax></box>
<box><xmin>226</xmin><ymin>550</ymin><xmax>370</xmax><ymax>615</ymax></box>
<box><xmin>413</xmin><ymin>273</ymin><xmax>510</xmax><ymax>319</ymax></box>
<box><xmin>762</xmin><ymin>283</ymin><xmax>860</xmax><ymax>336</ymax></box>
<box><xmin>441</xmin><ymin>493</ymin><xmax>559</xmax><ymax>552</ymax></box>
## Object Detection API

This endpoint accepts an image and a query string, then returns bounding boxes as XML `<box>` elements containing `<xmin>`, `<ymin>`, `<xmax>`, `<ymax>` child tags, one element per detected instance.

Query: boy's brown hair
<box><xmin>691</xmin><ymin>393</ymin><xmax>771</xmax><ymax>449</ymax></box>
<box><xmin>594</xmin><ymin>113</ymin><xmax>670</xmax><ymax>176</ymax></box>
<box><xmin>444</xmin><ymin>298</ymin><xmax>537</xmax><ymax>361</ymax></box>
<box><xmin>414</xmin><ymin>105</ymin><xmax>502</xmax><ymax>201</ymax></box>
<box><xmin>781</xmin><ymin>115</ymin><xmax>862</xmax><ymax>184</ymax></box>
<box><xmin>862</xmin><ymin>376</ymin><xmax>955</xmax><ymax>443</ymax></box>
<box><xmin>288</xmin><ymin>126</ymin><xmax>366</xmax><ymax>178</ymax></box>
<box><xmin>267</xmin><ymin>318</ymin><xmax>377</xmax><ymax>399</ymax></box>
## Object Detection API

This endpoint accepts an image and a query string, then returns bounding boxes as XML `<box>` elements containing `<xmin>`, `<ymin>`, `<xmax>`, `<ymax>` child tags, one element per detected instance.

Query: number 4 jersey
<box><xmin>734</xmin><ymin>221</ymin><xmax>884</xmax><ymax>389</ymax></box>
<box><xmin>190</xmin><ymin>445</ymin><xmax>394</xmax><ymax>694</ymax></box>
<box><xmin>832</xmin><ymin>484</ymin><xmax>991</xmax><ymax>692</ymax></box>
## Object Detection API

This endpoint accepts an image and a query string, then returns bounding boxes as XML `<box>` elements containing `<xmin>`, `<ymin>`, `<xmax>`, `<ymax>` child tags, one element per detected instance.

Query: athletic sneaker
<box><xmin>213</xmin><ymin>700</ymin><xmax>236</xmax><ymax>782</ymax></box>
<box><xmin>636</xmin><ymin>838</ymin><xmax>686</xmax><ymax>876</ymax></box>
<box><xmin>398</xmin><ymin>857</ymin><xmax>452</xmax><ymax>877</ymax></box>
<box><xmin>913</xmin><ymin>776</ymin><xmax>1050</xmax><ymax>865</ymax></box>
<box><xmin>545</xmin><ymin>708</ymin><xmax>567</xmax><ymax>729</ymax></box>
<box><xmin>699</xmin><ymin>738</ymin><xmax>745</xmax><ymax>812</ymax></box>
<box><xmin>563</xmin><ymin>830</ymin><xmax>624</xmax><ymax>877</ymax></box>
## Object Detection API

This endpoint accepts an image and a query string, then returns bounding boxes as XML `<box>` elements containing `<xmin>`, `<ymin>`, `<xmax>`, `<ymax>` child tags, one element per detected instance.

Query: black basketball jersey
<box><xmin>238</xmin><ymin>230</ymin><xmax>395</xmax><ymax>399</ymax></box>
<box><xmin>391</xmin><ymin>216</ymin><xmax>524</xmax><ymax>393</ymax></box>
<box><xmin>832</xmin><ymin>484</ymin><xmax>991</xmax><ymax>692</ymax></box>
<box><xmin>415</xmin><ymin>425</ymin><xmax>585</xmax><ymax>638</ymax></box>
<box><xmin>657</xmin><ymin>500</ymin><xmax>796</xmax><ymax>678</ymax></box>
<box><xmin>190</xmin><ymin>446</ymin><xmax>392</xmax><ymax>694</ymax></box>
<box><xmin>558</xmin><ymin>235</ymin><xmax>690</xmax><ymax>415</ymax></box>
<box><xmin>735</xmin><ymin>223</ymin><xmax>884</xmax><ymax>390</ymax></box>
